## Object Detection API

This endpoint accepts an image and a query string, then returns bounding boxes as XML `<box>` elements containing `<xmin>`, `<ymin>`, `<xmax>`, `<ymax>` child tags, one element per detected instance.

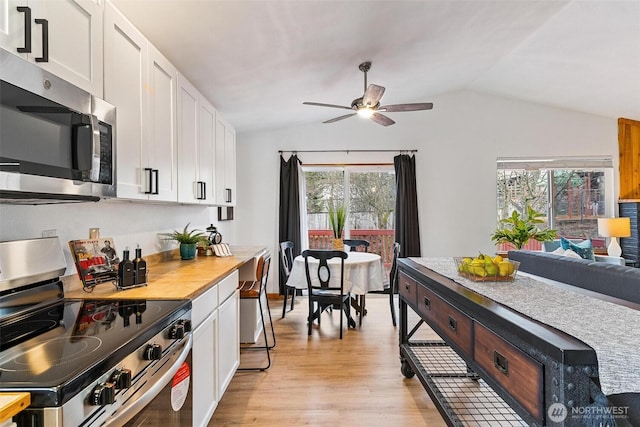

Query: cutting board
<box><xmin>0</xmin><ymin>393</ymin><xmax>30</xmax><ymax>423</ymax></box>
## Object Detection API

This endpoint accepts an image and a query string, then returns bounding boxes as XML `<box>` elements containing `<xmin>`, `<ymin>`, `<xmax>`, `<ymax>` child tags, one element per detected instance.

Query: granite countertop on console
<box><xmin>410</xmin><ymin>257</ymin><xmax>640</xmax><ymax>396</ymax></box>
<box><xmin>64</xmin><ymin>246</ymin><xmax>266</xmax><ymax>301</ymax></box>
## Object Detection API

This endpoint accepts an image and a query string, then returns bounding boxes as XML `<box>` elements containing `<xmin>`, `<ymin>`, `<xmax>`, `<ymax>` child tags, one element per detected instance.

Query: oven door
<box><xmin>104</xmin><ymin>335</ymin><xmax>193</xmax><ymax>427</ymax></box>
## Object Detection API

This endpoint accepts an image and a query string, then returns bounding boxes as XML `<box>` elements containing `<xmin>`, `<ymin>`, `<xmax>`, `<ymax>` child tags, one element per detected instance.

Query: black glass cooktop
<box><xmin>0</xmin><ymin>298</ymin><xmax>190</xmax><ymax>406</ymax></box>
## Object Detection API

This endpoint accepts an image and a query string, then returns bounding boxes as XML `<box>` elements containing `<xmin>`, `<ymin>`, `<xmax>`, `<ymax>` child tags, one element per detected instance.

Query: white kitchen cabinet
<box><xmin>0</xmin><ymin>0</ymin><xmax>103</xmax><ymax>96</ymax></box>
<box><xmin>190</xmin><ymin>270</ymin><xmax>239</xmax><ymax>426</ymax></box>
<box><xmin>215</xmin><ymin>115</ymin><xmax>236</xmax><ymax>206</ymax></box>
<box><xmin>192</xmin><ymin>309</ymin><xmax>218</xmax><ymax>427</ymax></box>
<box><xmin>104</xmin><ymin>1</ymin><xmax>178</xmax><ymax>202</ymax></box>
<box><xmin>217</xmin><ymin>272</ymin><xmax>240</xmax><ymax>397</ymax></box>
<box><xmin>177</xmin><ymin>73</ymin><xmax>216</xmax><ymax>204</ymax></box>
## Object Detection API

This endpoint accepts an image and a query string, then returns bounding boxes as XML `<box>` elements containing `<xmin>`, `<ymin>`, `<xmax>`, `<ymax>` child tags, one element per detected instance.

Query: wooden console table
<box><xmin>398</xmin><ymin>258</ymin><xmax>602</xmax><ymax>427</ymax></box>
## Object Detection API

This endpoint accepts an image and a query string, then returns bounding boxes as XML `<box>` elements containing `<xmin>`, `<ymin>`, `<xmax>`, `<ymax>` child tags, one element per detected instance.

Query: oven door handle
<box><xmin>103</xmin><ymin>334</ymin><xmax>193</xmax><ymax>426</ymax></box>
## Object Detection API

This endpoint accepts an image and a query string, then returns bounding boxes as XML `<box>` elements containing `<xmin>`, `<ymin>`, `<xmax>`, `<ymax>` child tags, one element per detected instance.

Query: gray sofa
<box><xmin>508</xmin><ymin>250</ymin><xmax>640</xmax><ymax>304</ymax></box>
<box><xmin>507</xmin><ymin>250</ymin><xmax>640</xmax><ymax>426</ymax></box>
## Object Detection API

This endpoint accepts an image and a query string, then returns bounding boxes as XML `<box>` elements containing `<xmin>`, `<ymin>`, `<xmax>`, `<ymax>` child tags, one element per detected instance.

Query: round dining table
<box><xmin>286</xmin><ymin>251</ymin><xmax>387</xmax><ymax>295</ymax></box>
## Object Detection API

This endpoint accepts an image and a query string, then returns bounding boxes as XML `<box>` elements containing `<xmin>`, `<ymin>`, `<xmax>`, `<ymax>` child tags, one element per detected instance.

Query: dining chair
<box><xmin>279</xmin><ymin>241</ymin><xmax>296</xmax><ymax>318</ymax></box>
<box><xmin>343</xmin><ymin>239</ymin><xmax>370</xmax><ymax>325</ymax></box>
<box><xmin>238</xmin><ymin>252</ymin><xmax>275</xmax><ymax>370</ymax></box>
<box><xmin>343</xmin><ymin>239</ymin><xmax>370</xmax><ymax>252</ymax></box>
<box><xmin>369</xmin><ymin>242</ymin><xmax>401</xmax><ymax>326</ymax></box>
<box><xmin>302</xmin><ymin>249</ymin><xmax>352</xmax><ymax>339</ymax></box>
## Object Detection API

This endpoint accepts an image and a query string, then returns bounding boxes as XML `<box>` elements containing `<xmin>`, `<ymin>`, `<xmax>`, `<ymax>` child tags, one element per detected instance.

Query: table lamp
<box><xmin>597</xmin><ymin>217</ymin><xmax>631</xmax><ymax>257</ymax></box>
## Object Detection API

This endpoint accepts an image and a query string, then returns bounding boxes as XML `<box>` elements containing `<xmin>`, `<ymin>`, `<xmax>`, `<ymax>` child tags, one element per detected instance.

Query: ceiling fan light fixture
<box><xmin>357</xmin><ymin>107</ymin><xmax>374</xmax><ymax>118</ymax></box>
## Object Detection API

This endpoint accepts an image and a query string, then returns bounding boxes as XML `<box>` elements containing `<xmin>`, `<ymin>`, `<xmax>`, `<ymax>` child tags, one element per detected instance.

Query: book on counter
<box><xmin>69</xmin><ymin>238</ymin><xmax>120</xmax><ymax>288</ymax></box>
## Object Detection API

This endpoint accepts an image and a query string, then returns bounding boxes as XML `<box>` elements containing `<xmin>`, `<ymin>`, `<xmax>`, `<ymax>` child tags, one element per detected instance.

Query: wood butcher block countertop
<box><xmin>64</xmin><ymin>246</ymin><xmax>266</xmax><ymax>300</ymax></box>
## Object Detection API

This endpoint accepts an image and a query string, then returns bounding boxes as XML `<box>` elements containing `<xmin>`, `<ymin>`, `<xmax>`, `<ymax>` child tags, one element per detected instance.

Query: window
<box><xmin>303</xmin><ymin>165</ymin><xmax>396</xmax><ymax>266</ymax></box>
<box><xmin>496</xmin><ymin>157</ymin><xmax>614</xmax><ymax>250</ymax></box>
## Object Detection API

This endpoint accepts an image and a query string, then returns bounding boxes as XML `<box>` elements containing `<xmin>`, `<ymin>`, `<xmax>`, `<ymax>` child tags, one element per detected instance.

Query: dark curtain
<box><xmin>278</xmin><ymin>155</ymin><xmax>302</xmax><ymax>294</ymax></box>
<box><xmin>394</xmin><ymin>154</ymin><xmax>421</xmax><ymax>257</ymax></box>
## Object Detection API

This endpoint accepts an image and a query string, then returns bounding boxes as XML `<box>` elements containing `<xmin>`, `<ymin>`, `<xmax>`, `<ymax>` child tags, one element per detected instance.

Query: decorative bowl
<box><xmin>454</xmin><ymin>257</ymin><xmax>520</xmax><ymax>282</ymax></box>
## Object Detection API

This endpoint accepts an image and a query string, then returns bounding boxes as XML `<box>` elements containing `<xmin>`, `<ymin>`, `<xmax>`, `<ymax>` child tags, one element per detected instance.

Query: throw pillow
<box><xmin>551</xmin><ymin>247</ymin><xmax>566</xmax><ymax>255</ymax></box>
<box><xmin>563</xmin><ymin>249</ymin><xmax>583</xmax><ymax>259</ymax></box>
<box><xmin>560</xmin><ymin>237</ymin><xmax>595</xmax><ymax>261</ymax></box>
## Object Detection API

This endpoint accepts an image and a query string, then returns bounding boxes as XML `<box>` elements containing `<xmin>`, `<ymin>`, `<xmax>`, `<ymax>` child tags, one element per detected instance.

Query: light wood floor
<box><xmin>208</xmin><ymin>294</ymin><xmax>447</xmax><ymax>426</ymax></box>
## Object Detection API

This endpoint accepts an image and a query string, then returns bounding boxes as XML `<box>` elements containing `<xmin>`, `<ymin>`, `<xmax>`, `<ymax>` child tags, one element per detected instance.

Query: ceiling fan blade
<box><xmin>379</xmin><ymin>102</ymin><xmax>434</xmax><ymax>112</ymax></box>
<box><xmin>323</xmin><ymin>113</ymin><xmax>357</xmax><ymax>124</ymax></box>
<box><xmin>370</xmin><ymin>112</ymin><xmax>395</xmax><ymax>126</ymax></box>
<box><xmin>303</xmin><ymin>102</ymin><xmax>353</xmax><ymax>110</ymax></box>
<box><xmin>362</xmin><ymin>84</ymin><xmax>385</xmax><ymax>107</ymax></box>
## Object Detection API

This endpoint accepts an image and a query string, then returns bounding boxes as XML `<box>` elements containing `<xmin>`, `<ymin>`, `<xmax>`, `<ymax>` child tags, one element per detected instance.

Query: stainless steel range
<box><xmin>0</xmin><ymin>237</ymin><xmax>192</xmax><ymax>427</ymax></box>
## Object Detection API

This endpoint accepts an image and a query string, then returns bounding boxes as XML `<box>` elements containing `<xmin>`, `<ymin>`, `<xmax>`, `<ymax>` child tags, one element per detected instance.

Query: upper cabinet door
<box><xmin>146</xmin><ymin>45</ymin><xmax>178</xmax><ymax>202</ymax></box>
<box><xmin>198</xmin><ymin>98</ymin><xmax>217</xmax><ymax>204</ymax></box>
<box><xmin>177</xmin><ymin>73</ymin><xmax>200</xmax><ymax>204</ymax></box>
<box><xmin>215</xmin><ymin>115</ymin><xmax>236</xmax><ymax>206</ymax></box>
<box><xmin>104</xmin><ymin>1</ymin><xmax>146</xmax><ymax>200</ymax></box>
<box><xmin>0</xmin><ymin>0</ymin><xmax>103</xmax><ymax>96</ymax></box>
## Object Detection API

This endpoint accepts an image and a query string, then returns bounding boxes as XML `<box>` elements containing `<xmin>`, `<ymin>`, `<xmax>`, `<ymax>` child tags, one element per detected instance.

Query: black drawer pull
<box><xmin>423</xmin><ymin>297</ymin><xmax>431</xmax><ymax>310</ymax></box>
<box><xmin>448</xmin><ymin>315</ymin><xmax>457</xmax><ymax>332</ymax></box>
<box><xmin>405</xmin><ymin>283</ymin><xmax>410</xmax><ymax>291</ymax></box>
<box><xmin>494</xmin><ymin>350</ymin><xmax>509</xmax><ymax>376</ymax></box>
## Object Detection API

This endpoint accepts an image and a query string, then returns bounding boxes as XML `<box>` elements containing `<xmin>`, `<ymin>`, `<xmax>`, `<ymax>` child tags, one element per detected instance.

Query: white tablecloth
<box><xmin>286</xmin><ymin>252</ymin><xmax>387</xmax><ymax>295</ymax></box>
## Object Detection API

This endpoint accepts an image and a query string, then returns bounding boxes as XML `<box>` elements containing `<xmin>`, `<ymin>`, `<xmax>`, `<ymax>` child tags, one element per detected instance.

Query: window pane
<box><xmin>305</xmin><ymin>170</ymin><xmax>344</xmax><ymax>249</ymax></box>
<box><xmin>348</xmin><ymin>171</ymin><xmax>396</xmax><ymax>267</ymax></box>
<box><xmin>497</xmin><ymin>162</ymin><xmax>610</xmax><ymax>251</ymax></box>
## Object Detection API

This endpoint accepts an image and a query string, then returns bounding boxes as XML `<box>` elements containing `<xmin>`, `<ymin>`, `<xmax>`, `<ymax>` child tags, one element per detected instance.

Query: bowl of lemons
<box><xmin>454</xmin><ymin>254</ymin><xmax>519</xmax><ymax>282</ymax></box>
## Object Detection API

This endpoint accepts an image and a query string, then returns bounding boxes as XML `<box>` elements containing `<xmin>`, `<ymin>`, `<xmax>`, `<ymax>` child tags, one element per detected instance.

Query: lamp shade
<box><xmin>597</xmin><ymin>217</ymin><xmax>631</xmax><ymax>238</ymax></box>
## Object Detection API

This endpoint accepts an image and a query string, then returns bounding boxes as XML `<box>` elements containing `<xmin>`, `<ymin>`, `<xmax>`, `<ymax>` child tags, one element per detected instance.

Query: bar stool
<box><xmin>238</xmin><ymin>252</ymin><xmax>275</xmax><ymax>370</ymax></box>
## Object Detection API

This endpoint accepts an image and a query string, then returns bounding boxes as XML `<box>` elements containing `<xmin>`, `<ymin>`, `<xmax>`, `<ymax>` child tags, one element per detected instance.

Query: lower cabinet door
<box><xmin>217</xmin><ymin>290</ymin><xmax>240</xmax><ymax>397</ymax></box>
<box><xmin>192</xmin><ymin>310</ymin><xmax>218</xmax><ymax>427</ymax></box>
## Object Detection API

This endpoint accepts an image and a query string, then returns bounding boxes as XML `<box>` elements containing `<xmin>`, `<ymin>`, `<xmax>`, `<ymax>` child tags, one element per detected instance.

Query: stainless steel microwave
<box><xmin>0</xmin><ymin>49</ymin><xmax>116</xmax><ymax>204</ymax></box>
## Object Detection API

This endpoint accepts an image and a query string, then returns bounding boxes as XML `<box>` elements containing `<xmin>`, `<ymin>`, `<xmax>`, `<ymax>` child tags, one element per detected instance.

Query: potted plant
<box><xmin>159</xmin><ymin>223</ymin><xmax>205</xmax><ymax>260</ymax></box>
<box><xmin>328</xmin><ymin>203</ymin><xmax>347</xmax><ymax>249</ymax></box>
<box><xmin>491</xmin><ymin>205</ymin><xmax>557</xmax><ymax>250</ymax></box>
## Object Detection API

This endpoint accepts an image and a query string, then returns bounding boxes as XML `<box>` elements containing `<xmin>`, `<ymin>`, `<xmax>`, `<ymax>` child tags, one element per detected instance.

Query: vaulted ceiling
<box><xmin>111</xmin><ymin>0</ymin><xmax>640</xmax><ymax>134</ymax></box>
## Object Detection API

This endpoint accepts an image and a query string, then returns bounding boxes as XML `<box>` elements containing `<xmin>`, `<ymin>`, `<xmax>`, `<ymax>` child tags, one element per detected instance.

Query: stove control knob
<box><xmin>180</xmin><ymin>319</ymin><xmax>192</xmax><ymax>332</ymax></box>
<box><xmin>90</xmin><ymin>382</ymin><xmax>115</xmax><ymax>406</ymax></box>
<box><xmin>143</xmin><ymin>343</ymin><xmax>162</xmax><ymax>360</ymax></box>
<box><xmin>110</xmin><ymin>368</ymin><xmax>132</xmax><ymax>389</ymax></box>
<box><xmin>169</xmin><ymin>323</ymin><xmax>185</xmax><ymax>339</ymax></box>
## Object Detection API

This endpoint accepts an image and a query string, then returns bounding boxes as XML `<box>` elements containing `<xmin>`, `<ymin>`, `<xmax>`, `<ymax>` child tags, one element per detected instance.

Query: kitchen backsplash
<box><xmin>0</xmin><ymin>199</ymin><xmax>235</xmax><ymax>277</ymax></box>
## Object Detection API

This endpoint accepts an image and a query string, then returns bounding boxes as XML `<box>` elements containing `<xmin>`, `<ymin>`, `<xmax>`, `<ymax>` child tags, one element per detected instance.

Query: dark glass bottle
<box><xmin>118</xmin><ymin>247</ymin><xmax>135</xmax><ymax>288</ymax></box>
<box><xmin>133</xmin><ymin>245</ymin><xmax>147</xmax><ymax>285</ymax></box>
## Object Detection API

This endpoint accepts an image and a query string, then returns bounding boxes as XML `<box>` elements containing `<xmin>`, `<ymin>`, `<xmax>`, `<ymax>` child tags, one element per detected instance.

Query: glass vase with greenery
<box><xmin>328</xmin><ymin>203</ymin><xmax>346</xmax><ymax>249</ymax></box>
<box><xmin>490</xmin><ymin>205</ymin><xmax>557</xmax><ymax>250</ymax></box>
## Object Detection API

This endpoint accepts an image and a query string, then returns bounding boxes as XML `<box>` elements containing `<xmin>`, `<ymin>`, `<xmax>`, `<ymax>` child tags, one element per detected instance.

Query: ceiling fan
<box><xmin>303</xmin><ymin>62</ymin><xmax>433</xmax><ymax>127</ymax></box>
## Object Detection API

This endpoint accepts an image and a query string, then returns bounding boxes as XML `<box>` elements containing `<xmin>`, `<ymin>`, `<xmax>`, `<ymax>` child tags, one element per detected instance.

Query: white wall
<box><xmin>235</xmin><ymin>90</ymin><xmax>618</xmax><ymax>293</ymax></box>
<box><xmin>0</xmin><ymin>200</ymin><xmax>236</xmax><ymax>277</ymax></box>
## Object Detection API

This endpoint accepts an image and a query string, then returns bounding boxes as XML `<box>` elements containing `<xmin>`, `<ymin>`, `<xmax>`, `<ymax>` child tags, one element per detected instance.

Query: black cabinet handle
<box><xmin>196</xmin><ymin>181</ymin><xmax>206</xmax><ymax>200</ymax></box>
<box><xmin>225</xmin><ymin>188</ymin><xmax>232</xmax><ymax>203</ymax></box>
<box><xmin>493</xmin><ymin>350</ymin><xmax>509</xmax><ymax>376</ymax></box>
<box><xmin>34</xmin><ymin>18</ymin><xmax>48</xmax><ymax>62</ymax></box>
<box><xmin>17</xmin><ymin>6</ymin><xmax>31</xmax><ymax>53</ymax></box>
<box><xmin>423</xmin><ymin>297</ymin><xmax>431</xmax><ymax>310</ymax></box>
<box><xmin>144</xmin><ymin>168</ymin><xmax>153</xmax><ymax>194</ymax></box>
<box><xmin>405</xmin><ymin>283</ymin><xmax>410</xmax><ymax>291</ymax></box>
<box><xmin>152</xmin><ymin>169</ymin><xmax>159</xmax><ymax>194</ymax></box>
<box><xmin>448</xmin><ymin>315</ymin><xmax>457</xmax><ymax>332</ymax></box>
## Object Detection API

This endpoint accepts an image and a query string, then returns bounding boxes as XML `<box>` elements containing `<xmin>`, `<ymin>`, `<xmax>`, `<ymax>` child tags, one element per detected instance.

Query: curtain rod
<box><xmin>278</xmin><ymin>149</ymin><xmax>417</xmax><ymax>154</ymax></box>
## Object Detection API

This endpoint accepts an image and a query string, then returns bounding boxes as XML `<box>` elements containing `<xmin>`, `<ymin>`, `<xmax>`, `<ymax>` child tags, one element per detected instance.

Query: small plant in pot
<box><xmin>491</xmin><ymin>205</ymin><xmax>557</xmax><ymax>250</ymax></box>
<box><xmin>159</xmin><ymin>223</ymin><xmax>205</xmax><ymax>260</ymax></box>
<box><xmin>328</xmin><ymin>203</ymin><xmax>346</xmax><ymax>250</ymax></box>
